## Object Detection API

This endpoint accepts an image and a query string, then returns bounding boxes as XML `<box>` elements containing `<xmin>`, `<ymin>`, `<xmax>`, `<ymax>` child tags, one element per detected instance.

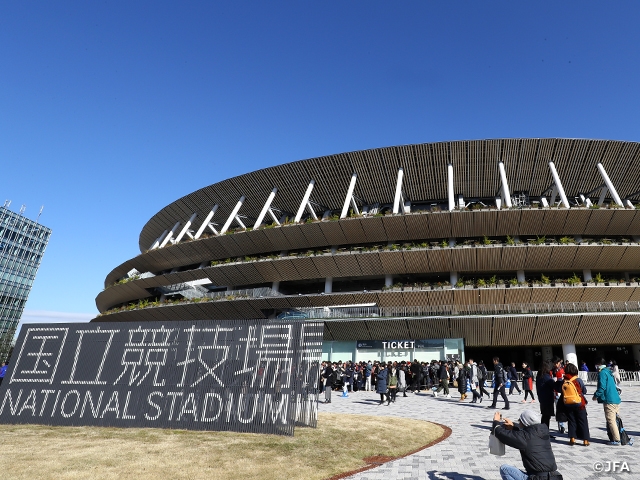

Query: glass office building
<box><xmin>0</xmin><ymin>204</ymin><xmax>51</xmax><ymax>355</ymax></box>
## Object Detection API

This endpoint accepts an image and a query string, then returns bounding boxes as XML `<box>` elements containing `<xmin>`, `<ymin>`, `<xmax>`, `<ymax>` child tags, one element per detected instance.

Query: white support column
<box><xmin>598</xmin><ymin>186</ymin><xmax>609</xmax><ymax>207</ymax></box>
<box><xmin>583</xmin><ymin>269</ymin><xmax>592</xmax><ymax>282</ymax></box>
<box><xmin>597</xmin><ymin>162</ymin><xmax>624</xmax><ymax>206</ymax></box>
<box><xmin>194</xmin><ymin>205</ymin><xmax>219</xmax><ymax>239</ymax></box>
<box><xmin>150</xmin><ymin>230</ymin><xmax>168</xmax><ymax>250</ymax></box>
<box><xmin>306</xmin><ymin>202</ymin><xmax>318</xmax><ymax>220</ymax></box>
<box><xmin>385</xmin><ymin>274</ymin><xmax>393</xmax><ymax>288</ymax></box>
<box><xmin>393</xmin><ymin>168</ymin><xmax>404</xmax><ymax>214</ymax></box>
<box><xmin>272</xmin><ymin>281</ymin><xmax>280</xmax><ymax>293</ymax></box>
<box><xmin>254</xmin><ymin>188</ymin><xmax>277</xmax><ymax>229</ymax></box>
<box><xmin>340</xmin><ymin>173</ymin><xmax>358</xmax><ymax>218</ymax></box>
<box><xmin>548</xmin><ymin>161</ymin><xmax>570</xmax><ymax>209</ymax></box>
<box><xmin>324</xmin><ymin>277</ymin><xmax>333</xmax><ymax>294</ymax></box>
<box><xmin>517</xmin><ymin>270</ymin><xmax>525</xmax><ymax>283</ymax></box>
<box><xmin>160</xmin><ymin>221</ymin><xmax>181</xmax><ymax>248</ymax></box>
<box><xmin>450</xmin><ymin>272</ymin><xmax>458</xmax><ymax>287</ymax></box>
<box><xmin>174</xmin><ymin>213</ymin><xmax>198</xmax><ymax>243</ymax></box>
<box><xmin>220</xmin><ymin>196</ymin><xmax>246</xmax><ymax>234</ymax></box>
<box><xmin>235</xmin><ymin>216</ymin><xmax>247</xmax><ymax>230</ymax></box>
<box><xmin>447</xmin><ymin>163</ymin><xmax>455</xmax><ymax>212</ymax></box>
<box><xmin>562</xmin><ymin>344</ymin><xmax>578</xmax><ymax>367</ymax></box>
<box><xmin>268</xmin><ymin>209</ymin><xmax>281</xmax><ymax>225</ymax></box>
<box><xmin>350</xmin><ymin>197</ymin><xmax>360</xmax><ymax>216</ymax></box>
<box><xmin>294</xmin><ymin>180</ymin><xmax>315</xmax><ymax>222</ymax></box>
<box><xmin>495</xmin><ymin>197</ymin><xmax>502</xmax><ymax>210</ymax></box>
<box><xmin>498</xmin><ymin>161</ymin><xmax>513</xmax><ymax>208</ymax></box>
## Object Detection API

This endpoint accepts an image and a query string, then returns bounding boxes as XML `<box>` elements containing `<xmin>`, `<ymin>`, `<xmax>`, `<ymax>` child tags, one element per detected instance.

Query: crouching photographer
<box><xmin>491</xmin><ymin>410</ymin><xmax>563</xmax><ymax>480</ymax></box>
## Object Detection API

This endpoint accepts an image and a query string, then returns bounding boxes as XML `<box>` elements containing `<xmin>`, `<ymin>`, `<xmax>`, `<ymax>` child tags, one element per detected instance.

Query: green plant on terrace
<box><xmin>477</xmin><ymin>278</ymin><xmax>487</xmax><ymax>287</ymax></box>
<box><xmin>567</xmin><ymin>272</ymin><xmax>582</xmax><ymax>286</ymax></box>
<box><xmin>455</xmin><ymin>278</ymin><xmax>464</xmax><ymax>288</ymax></box>
<box><xmin>482</xmin><ymin>235</ymin><xmax>491</xmax><ymax>245</ymax></box>
<box><xmin>559</xmin><ymin>236</ymin><xmax>573</xmax><ymax>245</ymax></box>
<box><xmin>440</xmin><ymin>240</ymin><xmax>448</xmax><ymax>248</ymax></box>
<box><xmin>540</xmin><ymin>273</ymin><xmax>551</xmax><ymax>285</ymax></box>
<box><xmin>594</xmin><ymin>272</ymin><xmax>604</xmax><ymax>284</ymax></box>
<box><xmin>488</xmin><ymin>275</ymin><xmax>497</xmax><ymax>286</ymax></box>
<box><xmin>508</xmin><ymin>278</ymin><xmax>518</xmax><ymax>286</ymax></box>
<box><xmin>506</xmin><ymin>235</ymin><xmax>515</xmax><ymax>246</ymax></box>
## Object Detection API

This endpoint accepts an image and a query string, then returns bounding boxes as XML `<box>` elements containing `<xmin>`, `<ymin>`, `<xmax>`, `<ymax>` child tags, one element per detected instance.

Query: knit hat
<box><xmin>519</xmin><ymin>410</ymin><xmax>541</xmax><ymax>427</ymax></box>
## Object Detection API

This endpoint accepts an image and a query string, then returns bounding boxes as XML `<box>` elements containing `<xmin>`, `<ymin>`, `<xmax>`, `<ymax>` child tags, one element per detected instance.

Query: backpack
<box><xmin>562</xmin><ymin>377</ymin><xmax>582</xmax><ymax>405</ymax></box>
<box><xmin>616</xmin><ymin>415</ymin><xmax>633</xmax><ymax>446</ymax></box>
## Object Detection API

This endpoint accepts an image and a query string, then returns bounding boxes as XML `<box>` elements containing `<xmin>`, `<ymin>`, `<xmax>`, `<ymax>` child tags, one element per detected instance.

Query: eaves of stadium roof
<box><xmin>137</xmin><ymin>138</ymin><xmax>640</xmax><ymax>253</ymax></box>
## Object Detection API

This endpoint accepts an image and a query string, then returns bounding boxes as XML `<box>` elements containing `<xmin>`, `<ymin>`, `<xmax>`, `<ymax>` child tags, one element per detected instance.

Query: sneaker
<box><xmin>433</xmin><ymin>392</ymin><xmax>438</xmax><ymax>398</ymax></box>
<box><xmin>608</xmin><ymin>441</ymin><xmax>621</xmax><ymax>446</ymax></box>
<box><xmin>445</xmin><ymin>394</ymin><xmax>451</xmax><ymax>398</ymax></box>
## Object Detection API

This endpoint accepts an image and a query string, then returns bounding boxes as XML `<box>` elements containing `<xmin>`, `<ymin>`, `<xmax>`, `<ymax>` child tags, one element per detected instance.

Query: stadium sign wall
<box><xmin>0</xmin><ymin>320</ymin><xmax>322</xmax><ymax>436</ymax></box>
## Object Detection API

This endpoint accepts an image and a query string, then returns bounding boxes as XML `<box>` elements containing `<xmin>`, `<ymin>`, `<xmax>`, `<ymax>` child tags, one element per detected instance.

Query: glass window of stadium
<box><xmin>322</xmin><ymin>338</ymin><xmax>464</xmax><ymax>363</ymax></box>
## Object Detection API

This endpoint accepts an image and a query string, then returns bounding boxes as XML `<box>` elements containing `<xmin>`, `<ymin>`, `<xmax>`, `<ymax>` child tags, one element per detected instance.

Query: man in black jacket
<box><xmin>487</xmin><ymin>356</ymin><xmax>510</xmax><ymax>409</ymax></box>
<box><xmin>492</xmin><ymin>410</ymin><xmax>562</xmax><ymax>480</ymax></box>
<box><xmin>322</xmin><ymin>363</ymin><xmax>335</xmax><ymax>403</ymax></box>
<box><xmin>410</xmin><ymin>359</ymin><xmax>422</xmax><ymax>392</ymax></box>
<box><xmin>508</xmin><ymin>362</ymin><xmax>522</xmax><ymax>395</ymax></box>
<box><xmin>433</xmin><ymin>360</ymin><xmax>450</xmax><ymax>398</ymax></box>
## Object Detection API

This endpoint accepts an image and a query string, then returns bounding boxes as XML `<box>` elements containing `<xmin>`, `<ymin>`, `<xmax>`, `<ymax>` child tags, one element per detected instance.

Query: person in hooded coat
<box><xmin>376</xmin><ymin>362</ymin><xmax>389</xmax><ymax>405</ymax></box>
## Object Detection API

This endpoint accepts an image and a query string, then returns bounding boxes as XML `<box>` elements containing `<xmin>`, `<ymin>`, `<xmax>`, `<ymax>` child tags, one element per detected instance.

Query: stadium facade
<box><xmin>95</xmin><ymin>139</ymin><xmax>640</xmax><ymax>369</ymax></box>
<box><xmin>0</xmin><ymin>203</ymin><xmax>51</xmax><ymax>359</ymax></box>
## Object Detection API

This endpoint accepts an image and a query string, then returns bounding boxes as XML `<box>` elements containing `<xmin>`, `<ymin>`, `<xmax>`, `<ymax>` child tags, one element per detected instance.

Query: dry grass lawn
<box><xmin>1</xmin><ymin>413</ymin><xmax>444</xmax><ymax>480</ymax></box>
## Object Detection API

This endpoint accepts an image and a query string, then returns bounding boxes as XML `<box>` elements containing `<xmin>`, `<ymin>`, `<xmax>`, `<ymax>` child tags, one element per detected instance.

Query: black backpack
<box><xmin>617</xmin><ymin>415</ymin><xmax>633</xmax><ymax>446</ymax></box>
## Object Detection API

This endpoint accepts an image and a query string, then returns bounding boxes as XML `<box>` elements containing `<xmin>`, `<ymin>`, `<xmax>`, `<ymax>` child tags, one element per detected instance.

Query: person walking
<box><xmin>536</xmin><ymin>361</ymin><xmax>556</xmax><ymax>431</ymax></box>
<box><xmin>469</xmin><ymin>358</ymin><xmax>482</xmax><ymax>403</ymax></box>
<box><xmin>487</xmin><ymin>357</ymin><xmax>509</xmax><ymax>410</ymax></box>
<box><xmin>508</xmin><ymin>362</ymin><xmax>522</xmax><ymax>395</ymax></box>
<box><xmin>478</xmin><ymin>360</ymin><xmax>491</xmax><ymax>399</ymax></box>
<box><xmin>552</xmin><ymin>358</ymin><xmax>567</xmax><ymax>434</ymax></box>
<box><xmin>491</xmin><ymin>410</ymin><xmax>562</xmax><ymax>480</ymax></box>
<box><xmin>593</xmin><ymin>358</ymin><xmax>622</xmax><ymax>445</ymax></box>
<box><xmin>521</xmin><ymin>362</ymin><xmax>535</xmax><ymax>403</ymax></box>
<box><xmin>579</xmin><ymin>361</ymin><xmax>589</xmax><ymax>382</ymax></box>
<box><xmin>561</xmin><ymin>363</ymin><xmax>590</xmax><ymax>446</ymax></box>
<box><xmin>376</xmin><ymin>362</ymin><xmax>389</xmax><ymax>405</ymax></box>
<box><xmin>433</xmin><ymin>360</ymin><xmax>451</xmax><ymax>398</ymax></box>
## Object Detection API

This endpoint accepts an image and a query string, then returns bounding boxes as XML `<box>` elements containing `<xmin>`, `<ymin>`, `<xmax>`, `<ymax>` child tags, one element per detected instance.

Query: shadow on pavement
<box><xmin>426</xmin><ymin>471</ymin><xmax>485</xmax><ymax>479</ymax></box>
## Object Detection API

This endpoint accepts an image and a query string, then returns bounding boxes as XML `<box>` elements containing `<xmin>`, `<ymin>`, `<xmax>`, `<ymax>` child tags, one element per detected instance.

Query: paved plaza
<box><xmin>319</xmin><ymin>383</ymin><xmax>639</xmax><ymax>480</ymax></box>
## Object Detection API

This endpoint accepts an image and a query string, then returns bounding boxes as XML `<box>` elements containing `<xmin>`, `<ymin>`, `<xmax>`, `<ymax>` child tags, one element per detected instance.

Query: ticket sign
<box><xmin>356</xmin><ymin>339</ymin><xmax>445</xmax><ymax>349</ymax></box>
<box><xmin>0</xmin><ymin>320</ymin><xmax>323</xmax><ymax>436</ymax></box>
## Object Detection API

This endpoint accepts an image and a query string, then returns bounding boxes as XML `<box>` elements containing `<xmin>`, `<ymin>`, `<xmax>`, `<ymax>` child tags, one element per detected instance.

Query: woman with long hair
<box><xmin>536</xmin><ymin>360</ymin><xmax>556</xmax><ymax>429</ymax></box>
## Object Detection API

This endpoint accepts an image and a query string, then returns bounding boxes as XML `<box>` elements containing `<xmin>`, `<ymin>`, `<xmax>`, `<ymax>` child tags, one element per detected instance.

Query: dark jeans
<box><xmin>479</xmin><ymin>380</ymin><xmax>491</xmax><ymax>397</ymax></box>
<box><xmin>565</xmin><ymin>404</ymin><xmax>590</xmax><ymax>440</ymax></box>
<box><xmin>379</xmin><ymin>392</ymin><xmax>388</xmax><ymax>403</ymax></box>
<box><xmin>541</xmin><ymin>415</ymin><xmax>551</xmax><ymax>427</ymax></box>
<box><xmin>491</xmin><ymin>384</ymin><xmax>509</xmax><ymax>407</ymax></box>
<box><xmin>524</xmin><ymin>390</ymin><xmax>535</xmax><ymax>401</ymax></box>
<box><xmin>509</xmin><ymin>381</ymin><xmax>521</xmax><ymax>394</ymax></box>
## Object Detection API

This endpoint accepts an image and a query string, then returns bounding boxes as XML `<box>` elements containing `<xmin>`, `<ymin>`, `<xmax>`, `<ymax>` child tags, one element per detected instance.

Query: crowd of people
<box><xmin>319</xmin><ymin>355</ymin><xmax>628</xmax><ymax>448</ymax></box>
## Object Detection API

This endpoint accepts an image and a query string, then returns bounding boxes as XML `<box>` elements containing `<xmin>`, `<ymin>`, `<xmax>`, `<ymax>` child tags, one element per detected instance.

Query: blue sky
<box><xmin>2</xmin><ymin>2</ymin><xmax>640</xmax><ymax>322</ymax></box>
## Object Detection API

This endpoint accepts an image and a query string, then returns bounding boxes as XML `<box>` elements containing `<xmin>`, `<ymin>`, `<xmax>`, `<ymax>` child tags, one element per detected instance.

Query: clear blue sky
<box><xmin>2</xmin><ymin>2</ymin><xmax>640</xmax><ymax>319</ymax></box>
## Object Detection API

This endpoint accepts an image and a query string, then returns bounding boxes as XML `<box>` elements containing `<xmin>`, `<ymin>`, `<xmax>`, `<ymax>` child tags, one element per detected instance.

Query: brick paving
<box><xmin>319</xmin><ymin>383</ymin><xmax>639</xmax><ymax>480</ymax></box>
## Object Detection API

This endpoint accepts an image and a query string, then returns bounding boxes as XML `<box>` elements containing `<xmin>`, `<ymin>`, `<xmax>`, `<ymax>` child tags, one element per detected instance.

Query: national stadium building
<box><xmin>95</xmin><ymin>139</ymin><xmax>640</xmax><ymax>369</ymax></box>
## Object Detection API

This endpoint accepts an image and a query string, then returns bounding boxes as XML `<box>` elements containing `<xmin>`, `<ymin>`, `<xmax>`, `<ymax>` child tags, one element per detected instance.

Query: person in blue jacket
<box><xmin>376</xmin><ymin>361</ymin><xmax>389</xmax><ymax>405</ymax></box>
<box><xmin>0</xmin><ymin>361</ymin><xmax>7</xmax><ymax>386</ymax></box>
<box><xmin>593</xmin><ymin>358</ymin><xmax>622</xmax><ymax>445</ymax></box>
